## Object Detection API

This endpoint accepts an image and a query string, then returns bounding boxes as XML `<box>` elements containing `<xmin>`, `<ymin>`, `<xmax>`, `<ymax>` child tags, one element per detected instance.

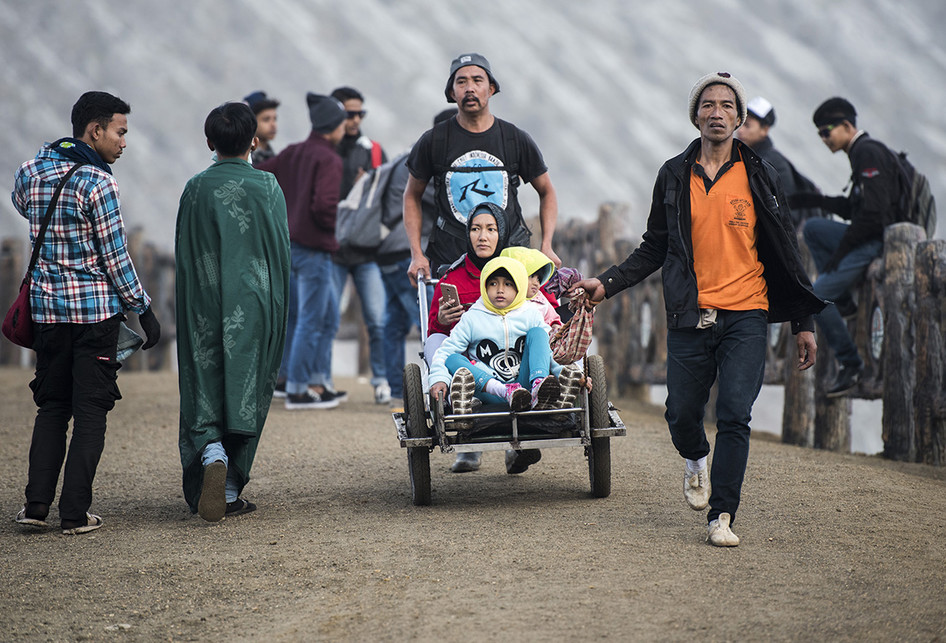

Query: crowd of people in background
<box><xmin>11</xmin><ymin>53</ymin><xmax>923</xmax><ymax>547</ymax></box>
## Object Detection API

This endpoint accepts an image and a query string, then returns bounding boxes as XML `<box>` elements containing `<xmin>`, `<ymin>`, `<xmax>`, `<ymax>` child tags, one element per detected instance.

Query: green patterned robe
<box><xmin>175</xmin><ymin>158</ymin><xmax>290</xmax><ymax>512</ymax></box>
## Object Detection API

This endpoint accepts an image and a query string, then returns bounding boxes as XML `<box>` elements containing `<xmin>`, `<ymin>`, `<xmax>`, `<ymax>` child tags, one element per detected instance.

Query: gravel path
<box><xmin>2</xmin><ymin>367</ymin><xmax>945</xmax><ymax>642</ymax></box>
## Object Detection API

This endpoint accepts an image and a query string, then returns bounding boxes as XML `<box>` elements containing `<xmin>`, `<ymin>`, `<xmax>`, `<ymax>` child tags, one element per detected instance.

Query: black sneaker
<box><xmin>505</xmin><ymin>449</ymin><xmax>542</xmax><ymax>474</ymax></box>
<box><xmin>272</xmin><ymin>381</ymin><xmax>287</xmax><ymax>399</ymax></box>
<box><xmin>826</xmin><ymin>364</ymin><xmax>863</xmax><ymax>398</ymax></box>
<box><xmin>285</xmin><ymin>391</ymin><xmax>339</xmax><ymax>410</ymax></box>
<box><xmin>321</xmin><ymin>388</ymin><xmax>348</xmax><ymax>403</ymax></box>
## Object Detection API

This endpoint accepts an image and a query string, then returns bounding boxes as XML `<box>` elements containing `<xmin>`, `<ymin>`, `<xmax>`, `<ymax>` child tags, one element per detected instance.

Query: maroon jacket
<box><xmin>257</xmin><ymin>131</ymin><xmax>342</xmax><ymax>253</ymax></box>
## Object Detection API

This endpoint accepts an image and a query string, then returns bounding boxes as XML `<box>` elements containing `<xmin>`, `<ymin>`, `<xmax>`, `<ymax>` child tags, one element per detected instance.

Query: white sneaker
<box><xmin>374</xmin><ymin>382</ymin><xmax>392</xmax><ymax>404</ymax></box>
<box><xmin>684</xmin><ymin>467</ymin><xmax>710</xmax><ymax>510</ymax></box>
<box><xmin>707</xmin><ymin>512</ymin><xmax>740</xmax><ymax>547</ymax></box>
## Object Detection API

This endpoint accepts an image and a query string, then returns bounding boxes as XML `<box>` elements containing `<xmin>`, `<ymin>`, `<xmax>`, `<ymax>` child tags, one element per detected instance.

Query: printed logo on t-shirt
<box><xmin>728</xmin><ymin>198</ymin><xmax>752</xmax><ymax>228</ymax></box>
<box><xmin>446</xmin><ymin>150</ymin><xmax>509</xmax><ymax>226</ymax></box>
<box><xmin>474</xmin><ymin>335</ymin><xmax>524</xmax><ymax>381</ymax></box>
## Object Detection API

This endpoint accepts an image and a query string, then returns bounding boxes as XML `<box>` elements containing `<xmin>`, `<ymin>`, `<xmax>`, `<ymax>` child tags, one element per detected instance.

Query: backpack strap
<box><xmin>370</xmin><ymin>140</ymin><xmax>383</xmax><ymax>169</ymax></box>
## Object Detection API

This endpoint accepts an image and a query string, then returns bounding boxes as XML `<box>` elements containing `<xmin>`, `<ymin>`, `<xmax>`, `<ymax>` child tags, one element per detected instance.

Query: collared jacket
<box><xmin>598</xmin><ymin>138</ymin><xmax>825</xmax><ymax>334</ymax></box>
<box><xmin>257</xmin><ymin>131</ymin><xmax>341</xmax><ymax>253</ymax></box>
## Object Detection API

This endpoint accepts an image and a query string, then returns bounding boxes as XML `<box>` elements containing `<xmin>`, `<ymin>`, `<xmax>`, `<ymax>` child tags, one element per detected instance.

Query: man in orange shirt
<box><xmin>572</xmin><ymin>73</ymin><xmax>824</xmax><ymax>546</ymax></box>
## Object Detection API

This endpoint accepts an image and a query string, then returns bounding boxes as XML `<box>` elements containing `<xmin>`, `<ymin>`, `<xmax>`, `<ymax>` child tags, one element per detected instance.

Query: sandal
<box><xmin>225</xmin><ymin>498</ymin><xmax>257</xmax><ymax>518</ymax></box>
<box><xmin>61</xmin><ymin>513</ymin><xmax>103</xmax><ymax>535</ymax></box>
<box><xmin>15</xmin><ymin>506</ymin><xmax>49</xmax><ymax>530</ymax></box>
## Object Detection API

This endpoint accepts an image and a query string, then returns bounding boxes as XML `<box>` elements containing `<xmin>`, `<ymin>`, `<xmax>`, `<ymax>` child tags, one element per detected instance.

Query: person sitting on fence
<box><xmin>428</xmin><ymin>256</ymin><xmax>584</xmax><ymax>474</ymax></box>
<box><xmin>790</xmin><ymin>97</ymin><xmax>905</xmax><ymax>398</ymax></box>
<box><xmin>501</xmin><ymin>246</ymin><xmax>563</xmax><ymax>328</ymax></box>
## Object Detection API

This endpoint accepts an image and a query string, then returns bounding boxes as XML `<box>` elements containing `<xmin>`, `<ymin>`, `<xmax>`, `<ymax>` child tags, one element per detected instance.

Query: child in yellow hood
<box><xmin>500</xmin><ymin>246</ymin><xmax>563</xmax><ymax>328</ymax></box>
<box><xmin>429</xmin><ymin>256</ymin><xmax>563</xmax><ymax>416</ymax></box>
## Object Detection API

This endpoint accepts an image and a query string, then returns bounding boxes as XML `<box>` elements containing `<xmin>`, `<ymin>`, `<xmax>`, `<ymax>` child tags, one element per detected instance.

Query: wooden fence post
<box><xmin>881</xmin><ymin>223</ymin><xmax>926</xmax><ymax>460</ymax></box>
<box><xmin>782</xmin><ymin>233</ymin><xmax>816</xmax><ymax>446</ymax></box>
<box><xmin>913</xmin><ymin>239</ymin><xmax>946</xmax><ymax>466</ymax></box>
<box><xmin>813</xmin><ymin>338</ymin><xmax>851</xmax><ymax>452</ymax></box>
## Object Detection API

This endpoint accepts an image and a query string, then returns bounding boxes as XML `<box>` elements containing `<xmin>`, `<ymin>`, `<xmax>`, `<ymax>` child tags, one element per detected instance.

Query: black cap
<box><xmin>243</xmin><ymin>91</ymin><xmax>280</xmax><ymax>115</ymax></box>
<box><xmin>813</xmin><ymin>97</ymin><xmax>857</xmax><ymax>128</ymax></box>
<box><xmin>444</xmin><ymin>53</ymin><xmax>500</xmax><ymax>103</ymax></box>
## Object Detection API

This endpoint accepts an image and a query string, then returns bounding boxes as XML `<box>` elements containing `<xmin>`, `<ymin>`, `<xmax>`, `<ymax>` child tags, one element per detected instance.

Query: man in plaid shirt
<box><xmin>11</xmin><ymin>91</ymin><xmax>161</xmax><ymax>535</ymax></box>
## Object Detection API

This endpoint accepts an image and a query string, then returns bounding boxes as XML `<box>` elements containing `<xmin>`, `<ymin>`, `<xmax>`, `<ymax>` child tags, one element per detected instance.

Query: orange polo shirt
<box><xmin>689</xmin><ymin>155</ymin><xmax>768</xmax><ymax>311</ymax></box>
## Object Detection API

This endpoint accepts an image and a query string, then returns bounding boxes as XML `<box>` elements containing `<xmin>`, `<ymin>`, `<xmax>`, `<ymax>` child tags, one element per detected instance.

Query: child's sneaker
<box><xmin>557</xmin><ymin>364</ymin><xmax>583</xmax><ymax>409</ymax></box>
<box><xmin>531</xmin><ymin>375</ymin><xmax>560</xmax><ymax>410</ymax></box>
<box><xmin>503</xmin><ymin>383</ymin><xmax>531</xmax><ymax>412</ymax></box>
<box><xmin>450</xmin><ymin>368</ymin><xmax>476</xmax><ymax>429</ymax></box>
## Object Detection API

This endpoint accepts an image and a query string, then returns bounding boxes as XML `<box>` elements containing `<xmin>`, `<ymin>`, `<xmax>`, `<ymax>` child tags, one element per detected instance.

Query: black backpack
<box><xmin>428</xmin><ymin>117</ymin><xmax>530</xmax><ymax>246</ymax></box>
<box><xmin>864</xmin><ymin>139</ymin><xmax>937</xmax><ymax>238</ymax></box>
<box><xmin>895</xmin><ymin>151</ymin><xmax>936</xmax><ymax>239</ymax></box>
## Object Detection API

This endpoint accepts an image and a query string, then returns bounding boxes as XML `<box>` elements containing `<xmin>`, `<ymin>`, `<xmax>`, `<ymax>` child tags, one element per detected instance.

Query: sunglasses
<box><xmin>346</xmin><ymin>110</ymin><xmax>366</xmax><ymax>119</ymax></box>
<box><xmin>818</xmin><ymin>123</ymin><xmax>841</xmax><ymax>139</ymax></box>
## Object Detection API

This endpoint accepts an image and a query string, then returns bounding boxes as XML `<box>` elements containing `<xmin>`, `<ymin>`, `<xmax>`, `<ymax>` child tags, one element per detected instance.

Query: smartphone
<box><xmin>440</xmin><ymin>283</ymin><xmax>460</xmax><ymax>306</ymax></box>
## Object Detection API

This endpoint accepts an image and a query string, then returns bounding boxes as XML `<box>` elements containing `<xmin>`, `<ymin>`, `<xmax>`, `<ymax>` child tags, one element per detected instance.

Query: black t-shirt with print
<box><xmin>407</xmin><ymin>117</ymin><xmax>547</xmax><ymax>271</ymax></box>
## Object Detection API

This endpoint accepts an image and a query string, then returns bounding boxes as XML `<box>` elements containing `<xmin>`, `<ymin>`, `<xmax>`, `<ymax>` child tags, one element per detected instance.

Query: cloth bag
<box><xmin>2</xmin><ymin>279</ymin><xmax>33</xmax><ymax>348</ymax></box>
<box><xmin>2</xmin><ymin>162</ymin><xmax>85</xmax><ymax>349</ymax></box>
<box><xmin>550</xmin><ymin>296</ymin><xmax>595</xmax><ymax>365</ymax></box>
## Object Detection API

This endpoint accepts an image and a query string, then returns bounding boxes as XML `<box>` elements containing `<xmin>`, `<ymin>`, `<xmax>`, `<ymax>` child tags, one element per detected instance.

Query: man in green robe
<box><xmin>175</xmin><ymin>102</ymin><xmax>290</xmax><ymax>521</ymax></box>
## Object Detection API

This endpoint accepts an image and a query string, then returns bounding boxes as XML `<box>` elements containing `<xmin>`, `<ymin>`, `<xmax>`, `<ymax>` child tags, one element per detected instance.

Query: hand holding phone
<box><xmin>440</xmin><ymin>283</ymin><xmax>460</xmax><ymax>307</ymax></box>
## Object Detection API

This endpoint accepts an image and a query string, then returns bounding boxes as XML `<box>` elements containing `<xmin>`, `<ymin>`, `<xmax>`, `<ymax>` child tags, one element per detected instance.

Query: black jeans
<box><xmin>26</xmin><ymin>315</ymin><xmax>122</xmax><ymax>522</ymax></box>
<box><xmin>664</xmin><ymin>310</ymin><xmax>768</xmax><ymax>525</ymax></box>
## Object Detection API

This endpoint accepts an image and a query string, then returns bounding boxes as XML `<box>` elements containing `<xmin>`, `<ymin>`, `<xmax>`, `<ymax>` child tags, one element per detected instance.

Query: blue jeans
<box><xmin>665</xmin><ymin>310</ymin><xmax>768</xmax><ymax>525</ymax></box>
<box><xmin>445</xmin><ymin>327</ymin><xmax>552</xmax><ymax>405</ymax></box>
<box><xmin>803</xmin><ymin>218</ymin><xmax>882</xmax><ymax>368</ymax></box>
<box><xmin>330</xmin><ymin>261</ymin><xmax>388</xmax><ymax>387</ymax></box>
<box><xmin>380</xmin><ymin>257</ymin><xmax>420</xmax><ymax>399</ymax></box>
<box><xmin>201</xmin><ymin>441</ymin><xmax>239</xmax><ymax>503</ymax></box>
<box><xmin>283</xmin><ymin>243</ymin><xmax>335</xmax><ymax>395</ymax></box>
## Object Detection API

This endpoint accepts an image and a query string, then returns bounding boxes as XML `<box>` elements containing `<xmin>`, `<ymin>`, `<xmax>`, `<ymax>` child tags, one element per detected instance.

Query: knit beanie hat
<box><xmin>444</xmin><ymin>53</ymin><xmax>501</xmax><ymax>103</ymax></box>
<box><xmin>688</xmin><ymin>72</ymin><xmax>747</xmax><ymax>128</ymax></box>
<box><xmin>306</xmin><ymin>93</ymin><xmax>346</xmax><ymax>134</ymax></box>
<box><xmin>747</xmin><ymin>96</ymin><xmax>776</xmax><ymax>127</ymax></box>
<box><xmin>813</xmin><ymin>97</ymin><xmax>857</xmax><ymax>128</ymax></box>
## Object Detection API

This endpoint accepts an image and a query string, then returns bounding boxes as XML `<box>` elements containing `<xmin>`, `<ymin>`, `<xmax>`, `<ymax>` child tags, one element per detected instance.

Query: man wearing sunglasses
<box><xmin>328</xmin><ymin>86</ymin><xmax>391</xmax><ymax>404</ymax></box>
<box><xmin>790</xmin><ymin>98</ymin><xmax>902</xmax><ymax>397</ymax></box>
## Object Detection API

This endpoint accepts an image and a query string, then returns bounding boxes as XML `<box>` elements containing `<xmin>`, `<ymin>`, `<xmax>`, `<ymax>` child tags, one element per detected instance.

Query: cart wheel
<box><xmin>586</xmin><ymin>354</ymin><xmax>611</xmax><ymax>498</ymax></box>
<box><xmin>403</xmin><ymin>362</ymin><xmax>432</xmax><ymax>506</ymax></box>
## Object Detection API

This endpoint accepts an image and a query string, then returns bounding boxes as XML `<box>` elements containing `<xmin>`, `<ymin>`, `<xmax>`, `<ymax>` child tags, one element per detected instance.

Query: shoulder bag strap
<box><xmin>26</xmin><ymin>163</ymin><xmax>85</xmax><ymax>279</ymax></box>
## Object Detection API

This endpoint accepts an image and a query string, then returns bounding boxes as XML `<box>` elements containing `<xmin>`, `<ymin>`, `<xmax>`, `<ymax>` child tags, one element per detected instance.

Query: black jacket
<box><xmin>599</xmin><ymin>138</ymin><xmax>825</xmax><ymax>333</ymax></box>
<box><xmin>827</xmin><ymin>132</ymin><xmax>902</xmax><ymax>265</ymax></box>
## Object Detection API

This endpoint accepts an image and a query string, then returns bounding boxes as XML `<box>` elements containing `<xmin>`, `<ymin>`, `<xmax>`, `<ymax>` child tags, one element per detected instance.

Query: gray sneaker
<box><xmin>557</xmin><ymin>364</ymin><xmax>583</xmax><ymax>409</ymax></box>
<box><xmin>450</xmin><ymin>452</ymin><xmax>482</xmax><ymax>473</ymax></box>
<box><xmin>684</xmin><ymin>467</ymin><xmax>710</xmax><ymax>510</ymax></box>
<box><xmin>450</xmin><ymin>368</ymin><xmax>476</xmax><ymax>429</ymax></box>
<box><xmin>707</xmin><ymin>512</ymin><xmax>740</xmax><ymax>547</ymax></box>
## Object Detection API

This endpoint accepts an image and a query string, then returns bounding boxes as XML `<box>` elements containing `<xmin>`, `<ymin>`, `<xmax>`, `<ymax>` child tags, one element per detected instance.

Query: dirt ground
<box><xmin>1</xmin><ymin>366</ymin><xmax>945</xmax><ymax>642</ymax></box>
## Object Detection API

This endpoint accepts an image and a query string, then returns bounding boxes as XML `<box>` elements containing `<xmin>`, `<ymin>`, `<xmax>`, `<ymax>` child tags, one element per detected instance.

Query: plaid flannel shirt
<box><xmin>12</xmin><ymin>146</ymin><xmax>151</xmax><ymax>323</ymax></box>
